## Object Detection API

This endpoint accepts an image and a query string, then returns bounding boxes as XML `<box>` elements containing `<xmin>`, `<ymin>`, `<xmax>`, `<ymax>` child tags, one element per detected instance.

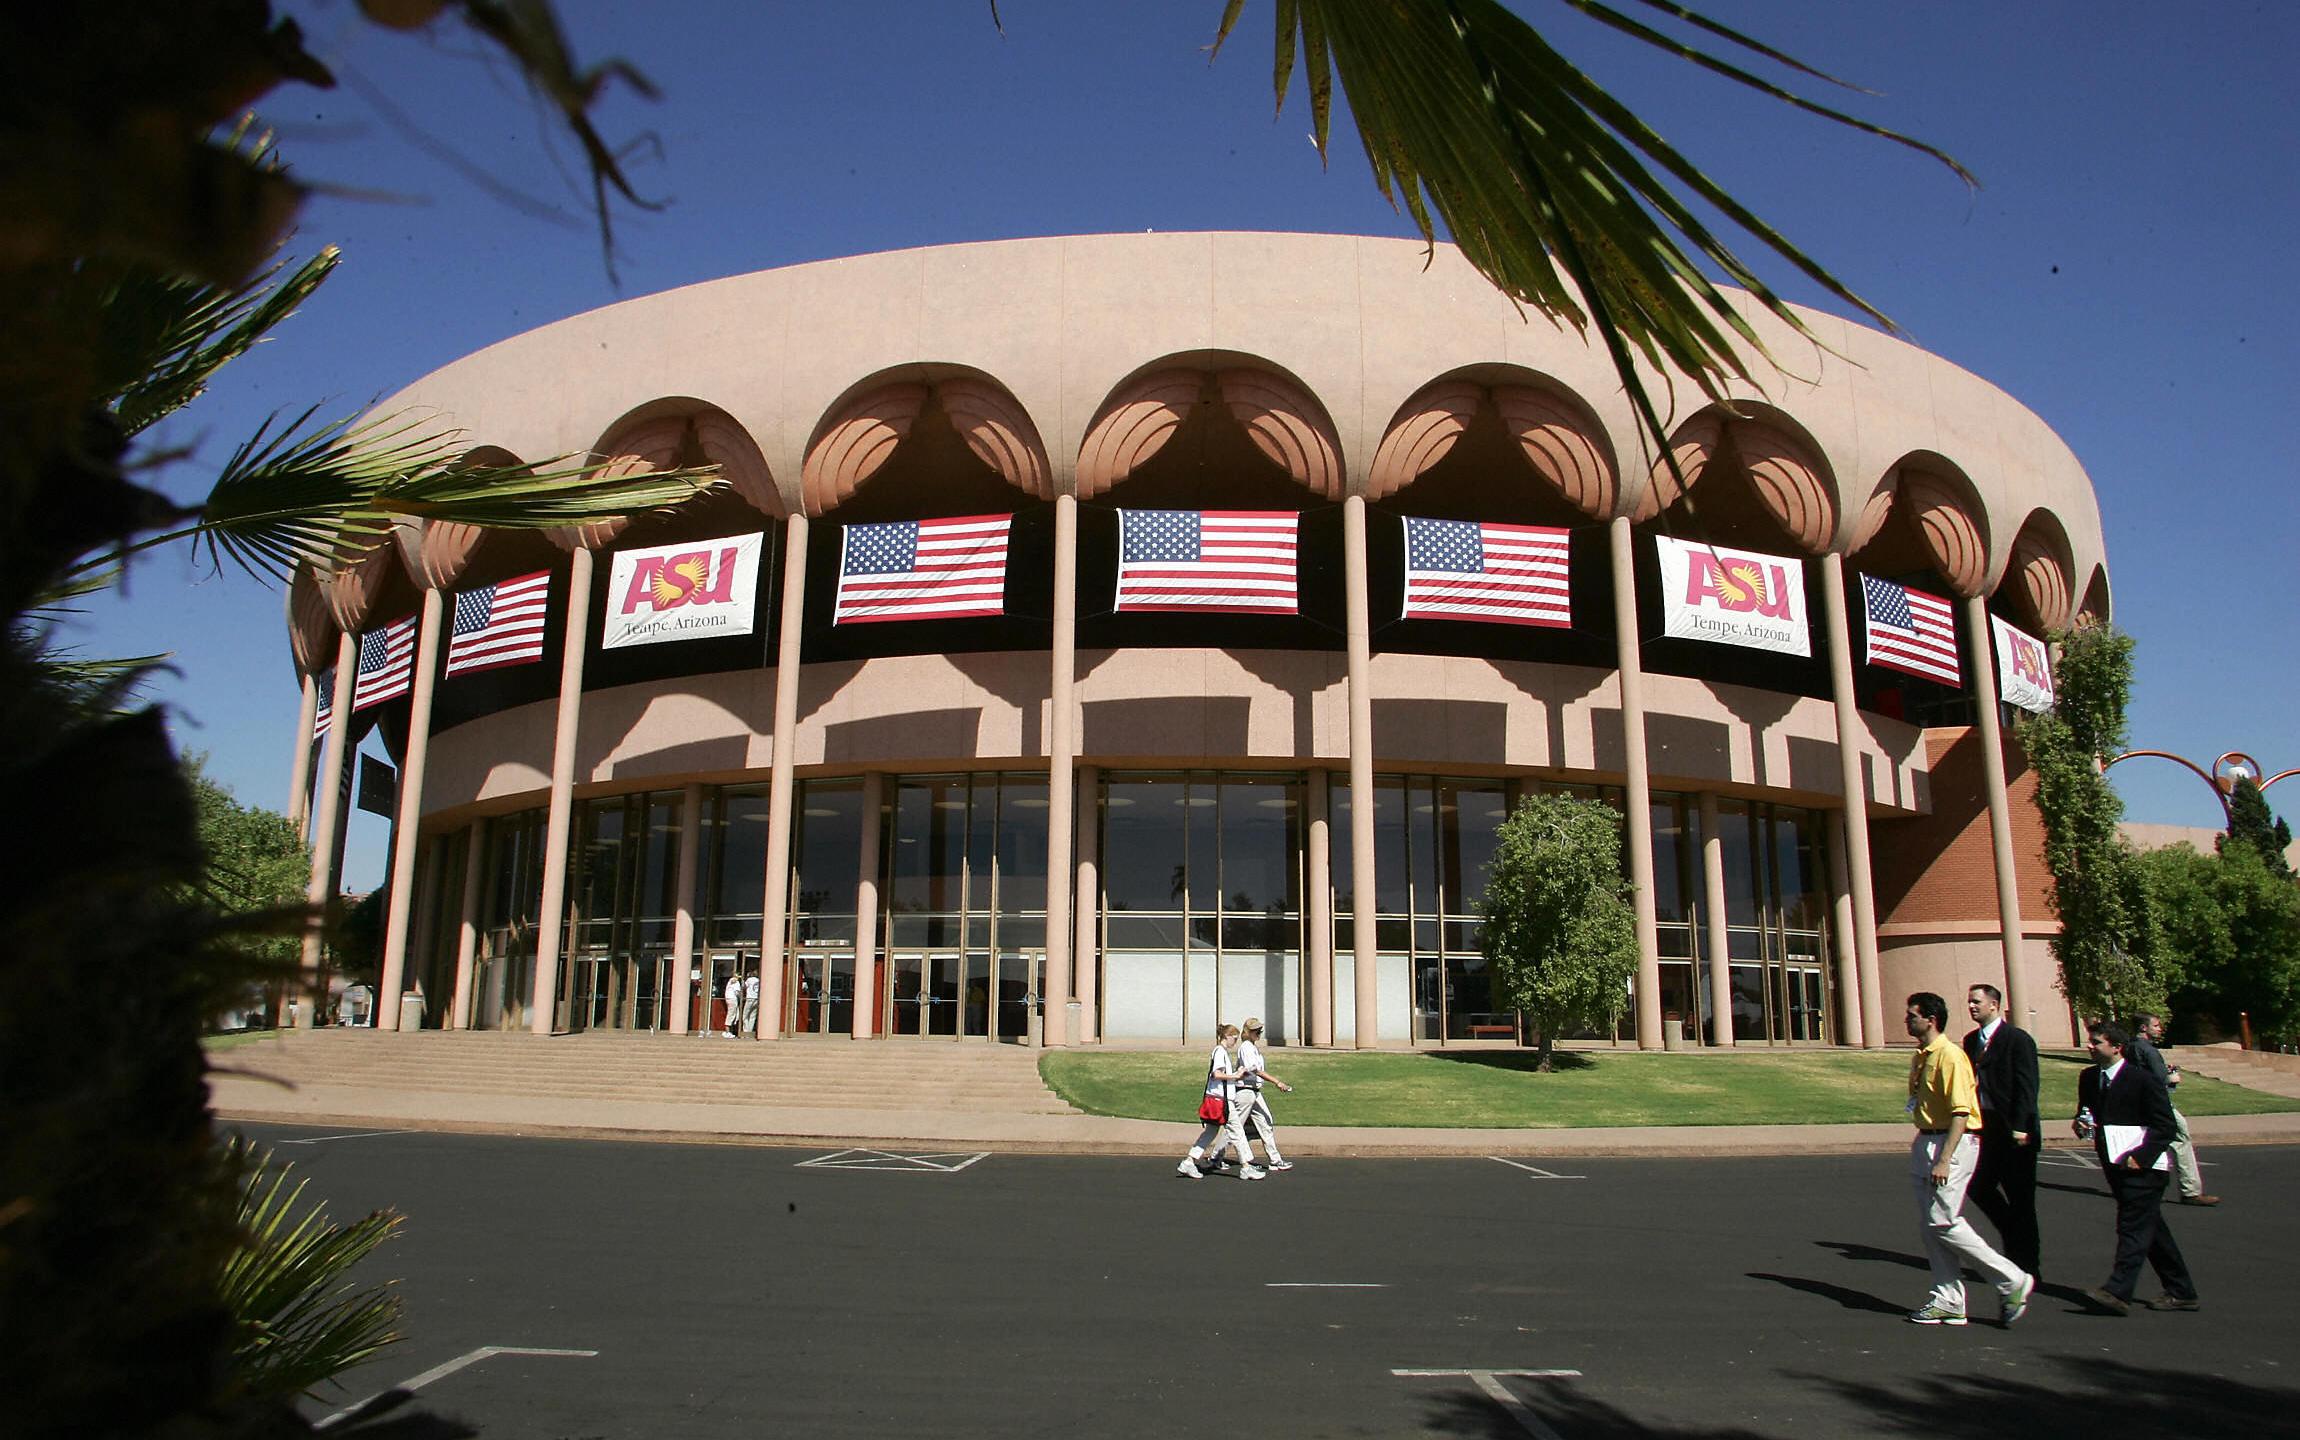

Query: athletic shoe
<box><xmin>1240</xmin><ymin>1166</ymin><xmax>1268</xmax><ymax>1180</ymax></box>
<box><xmin>2001</xmin><ymin>1273</ymin><xmax>2035</xmax><ymax>1327</ymax></box>
<box><xmin>1176</xmin><ymin>1159</ymin><xmax>1203</xmax><ymax>1180</ymax></box>
<box><xmin>1267</xmin><ymin>1159</ymin><xmax>1294</xmax><ymax>1171</ymax></box>
<box><xmin>1906</xmin><ymin>1305</ymin><xmax>1967</xmax><ymax>1326</ymax></box>
<box><xmin>2147</xmin><ymin>1295</ymin><xmax>2202</xmax><ymax>1312</ymax></box>
<box><xmin>2082</xmin><ymin>1287</ymin><xmax>2130</xmax><ymax>1316</ymax></box>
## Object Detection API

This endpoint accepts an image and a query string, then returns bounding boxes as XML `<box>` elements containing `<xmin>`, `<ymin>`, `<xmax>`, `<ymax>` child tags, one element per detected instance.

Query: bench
<box><xmin>1468</xmin><ymin>1023</ymin><xmax>1518</xmax><ymax>1040</ymax></box>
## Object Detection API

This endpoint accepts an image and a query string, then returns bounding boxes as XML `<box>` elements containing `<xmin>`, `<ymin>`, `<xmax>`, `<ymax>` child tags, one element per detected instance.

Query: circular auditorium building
<box><xmin>283</xmin><ymin>232</ymin><xmax>2109</xmax><ymax>1053</ymax></box>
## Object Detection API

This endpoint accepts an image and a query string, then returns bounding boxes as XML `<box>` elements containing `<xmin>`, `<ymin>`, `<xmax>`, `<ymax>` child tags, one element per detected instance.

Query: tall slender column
<box><xmin>377</xmin><ymin>588</ymin><xmax>446</xmax><ymax>1028</ymax></box>
<box><xmin>757</xmin><ymin>513</ymin><xmax>810</xmax><ymax>1040</ymax></box>
<box><xmin>1610</xmin><ymin>517</ymin><xmax>1662</xmax><ymax>1049</ymax></box>
<box><xmin>1305</xmin><ymin>768</ymin><xmax>1334</xmax><ymax>1047</ymax></box>
<box><xmin>853</xmin><ymin>771</ymin><xmax>883</xmax><ymax>1038</ymax></box>
<box><xmin>1824</xmin><ymin>810</ymin><xmax>1862</xmax><ymax>1045</ymax></box>
<box><xmin>1698</xmin><ymin>791</ymin><xmax>1733</xmax><ymax>1047</ymax></box>
<box><xmin>668</xmin><ymin>782</ymin><xmax>703</xmax><ymax>1035</ymax></box>
<box><xmin>451</xmin><ymin>817</ymin><xmax>486</xmax><ymax>1030</ymax></box>
<box><xmin>1073</xmin><ymin>764</ymin><xmax>1101</xmax><ymax>1043</ymax></box>
<box><xmin>287</xmin><ymin>671</ymin><xmax>318</xmax><ymax>841</ymax></box>
<box><xmin>531</xmin><ymin>545</ymin><xmax>596</xmax><ymax>1034</ymax></box>
<box><xmin>1342</xmin><ymin>495</ymin><xmax>1379</xmax><ymax>1049</ymax></box>
<box><xmin>1041</xmin><ymin>492</ymin><xmax>1077</xmax><ymax>1046</ymax></box>
<box><xmin>291</xmin><ymin>633</ymin><xmax>359</xmax><ymax>1026</ymax></box>
<box><xmin>1964</xmin><ymin>594</ymin><xmax>2030</xmax><ymax>1027</ymax></box>
<box><xmin>1820</xmin><ymin>555</ymin><xmax>1885</xmax><ymax>1048</ymax></box>
<box><xmin>402</xmin><ymin>833</ymin><xmax>445</xmax><ymax>1027</ymax></box>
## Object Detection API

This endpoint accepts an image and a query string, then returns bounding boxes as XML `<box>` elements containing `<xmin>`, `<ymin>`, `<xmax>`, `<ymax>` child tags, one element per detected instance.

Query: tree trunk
<box><xmin>1535</xmin><ymin>1028</ymin><xmax>1554</xmax><ymax>1073</ymax></box>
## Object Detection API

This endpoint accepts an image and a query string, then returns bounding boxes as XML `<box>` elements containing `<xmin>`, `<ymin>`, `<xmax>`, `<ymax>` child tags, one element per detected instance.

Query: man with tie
<box><xmin>2074</xmin><ymin>1020</ymin><xmax>2201</xmax><ymax>1315</ymax></box>
<box><xmin>1962</xmin><ymin>984</ymin><xmax>2041</xmax><ymax>1277</ymax></box>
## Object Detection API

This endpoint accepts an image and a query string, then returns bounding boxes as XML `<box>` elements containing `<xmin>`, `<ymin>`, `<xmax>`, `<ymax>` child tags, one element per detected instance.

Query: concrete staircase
<box><xmin>2177</xmin><ymin>1045</ymin><xmax>2300</xmax><ymax>1100</ymax></box>
<box><xmin>217</xmin><ymin>1028</ymin><xmax>1080</xmax><ymax>1115</ymax></box>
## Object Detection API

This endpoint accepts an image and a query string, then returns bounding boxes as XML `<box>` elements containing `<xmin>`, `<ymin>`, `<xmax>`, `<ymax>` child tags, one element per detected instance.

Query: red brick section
<box><xmin>1871</xmin><ymin>726</ymin><xmax>2057</xmax><ymax>929</ymax></box>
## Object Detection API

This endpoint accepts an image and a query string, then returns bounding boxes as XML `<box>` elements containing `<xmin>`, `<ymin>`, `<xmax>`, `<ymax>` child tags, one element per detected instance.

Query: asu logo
<box><xmin>2008</xmin><ymin>634</ymin><xmax>2050</xmax><ymax>685</ymax></box>
<box><xmin>619</xmin><ymin>546</ymin><xmax>742</xmax><ymax>615</ymax></box>
<box><xmin>1685</xmin><ymin>550</ymin><xmax>1796</xmax><ymax>619</ymax></box>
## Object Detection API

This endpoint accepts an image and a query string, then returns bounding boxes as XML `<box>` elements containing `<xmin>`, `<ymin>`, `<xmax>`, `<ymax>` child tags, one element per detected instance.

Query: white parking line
<box><xmin>1266</xmin><ymin>1282</ymin><xmax>1389</xmax><ymax>1288</ymax></box>
<box><xmin>1488</xmin><ymin>1157</ymin><xmax>1586</xmax><ymax>1180</ymax></box>
<box><xmin>282</xmin><ymin>1130</ymin><xmax>414</xmax><ymax>1146</ymax></box>
<box><xmin>794</xmin><ymin>1148</ymin><xmax>988</xmax><ymax>1172</ymax></box>
<box><xmin>1393</xmin><ymin>1369</ymin><xmax>1581</xmax><ymax>1439</ymax></box>
<box><xmin>314</xmin><ymin>1345</ymin><xmax>597</xmax><ymax>1430</ymax></box>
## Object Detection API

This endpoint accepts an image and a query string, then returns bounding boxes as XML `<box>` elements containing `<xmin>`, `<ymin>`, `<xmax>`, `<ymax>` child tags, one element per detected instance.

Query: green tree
<box><xmin>1480</xmin><ymin>793</ymin><xmax>1640</xmax><ymax>1071</ymax></box>
<box><xmin>2016</xmin><ymin>620</ymin><xmax>2165</xmax><ymax>1020</ymax></box>
<box><xmin>2220</xmin><ymin>777</ymin><xmax>2295</xmax><ymax>879</ymax></box>
<box><xmin>2141</xmin><ymin>841</ymin><xmax>2300</xmax><ymax>1045</ymax></box>
<box><xmin>187</xmin><ymin>756</ymin><xmax>308</xmax><ymax>970</ymax></box>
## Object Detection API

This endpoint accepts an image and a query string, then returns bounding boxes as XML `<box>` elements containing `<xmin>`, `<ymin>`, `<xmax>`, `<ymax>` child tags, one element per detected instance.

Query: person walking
<box><xmin>740</xmin><ymin>968</ymin><xmax>761</xmax><ymax>1039</ymax></box>
<box><xmin>1177</xmin><ymin>1024</ymin><xmax>1264</xmax><ymax>1181</ymax></box>
<box><xmin>1903</xmin><ymin>992</ymin><xmax>2035</xmax><ymax>1327</ymax></box>
<box><xmin>2129</xmin><ymin>1013</ymin><xmax>2220</xmax><ymax>1206</ymax></box>
<box><xmin>722</xmin><ymin>969</ymin><xmax>742</xmax><ymax>1038</ymax></box>
<box><xmin>2075</xmin><ymin>1020</ymin><xmax>2201</xmax><ymax>1315</ymax></box>
<box><xmin>1962</xmin><ymin>984</ymin><xmax>2042</xmax><ymax>1277</ymax></box>
<box><xmin>1234</xmin><ymin>1018</ymin><xmax>1296</xmax><ymax>1172</ymax></box>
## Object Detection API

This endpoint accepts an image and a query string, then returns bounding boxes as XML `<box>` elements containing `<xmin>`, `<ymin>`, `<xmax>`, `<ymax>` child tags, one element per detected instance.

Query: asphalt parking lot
<box><xmin>235</xmin><ymin>1123</ymin><xmax>2299</xmax><ymax>1439</ymax></box>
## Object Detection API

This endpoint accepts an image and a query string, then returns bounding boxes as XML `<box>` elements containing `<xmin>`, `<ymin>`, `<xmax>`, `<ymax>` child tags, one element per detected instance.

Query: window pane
<box><xmin>1105</xmin><ymin>913</ymin><xmax>1184</xmax><ymax>949</ymax></box>
<box><xmin>1648</xmin><ymin>796</ymin><xmax>1688</xmax><ymax>924</ymax></box>
<box><xmin>1103</xmin><ymin>777</ymin><xmax>1185</xmax><ymax>912</ymax></box>
<box><xmin>1407</xmin><ymin>778</ymin><xmax>1439</xmax><ymax>916</ymax></box>
<box><xmin>891</xmin><ymin>778</ymin><xmax>966</xmax><ymax>912</ymax></box>
<box><xmin>1372</xmin><ymin>777</ymin><xmax>1411</xmax><ymax>914</ymax></box>
<box><xmin>643</xmin><ymin>796</ymin><xmax>682</xmax><ymax>922</ymax></box>
<box><xmin>1440</xmin><ymin>781</ymin><xmax>1507</xmax><ymax>913</ymax></box>
<box><xmin>996</xmin><ymin>777</ymin><xmax>1048</xmax><ymax>913</ymax></box>
<box><xmin>1719</xmin><ymin>798</ymin><xmax>1761</xmax><ymax>927</ymax></box>
<box><xmin>713</xmin><ymin>786</ymin><xmax>770</xmax><ymax>922</ymax></box>
<box><xmin>1183</xmin><ymin>779</ymin><xmax>1218</xmax><ymax>914</ymax></box>
<box><xmin>1219</xmin><ymin>777</ymin><xmax>1295</xmax><ymax>914</ymax></box>
<box><xmin>793</xmin><ymin>780</ymin><xmax>862</xmax><ymax>918</ymax></box>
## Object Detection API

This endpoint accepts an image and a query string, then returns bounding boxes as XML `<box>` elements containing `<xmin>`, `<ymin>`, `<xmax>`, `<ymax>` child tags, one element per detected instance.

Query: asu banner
<box><xmin>1991</xmin><ymin>615</ymin><xmax>2056</xmax><ymax>713</ymax></box>
<box><xmin>602</xmin><ymin>533</ymin><xmax>765</xmax><ymax>650</ymax></box>
<box><xmin>1654</xmin><ymin>536</ymin><xmax>1811</xmax><ymax>657</ymax></box>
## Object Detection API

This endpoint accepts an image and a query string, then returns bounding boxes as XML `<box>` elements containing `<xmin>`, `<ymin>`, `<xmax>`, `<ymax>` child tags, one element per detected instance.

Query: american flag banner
<box><xmin>445</xmin><ymin>570</ymin><xmax>552</xmax><ymax>678</ymax></box>
<box><xmin>312</xmin><ymin>667</ymin><xmax>335</xmax><ymax>739</ymax></box>
<box><xmin>1114</xmin><ymin>509</ymin><xmax>1298</xmax><ymax>614</ymax></box>
<box><xmin>350</xmin><ymin>616</ymin><xmax>416</xmax><ymax>711</ymax></box>
<box><xmin>1401</xmin><ymin>516</ymin><xmax>1572</xmax><ymax>627</ymax></box>
<box><xmin>834</xmin><ymin>514</ymin><xmax>1011</xmax><ymax>624</ymax></box>
<box><xmin>1860</xmin><ymin>574</ymin><xmax>1960</xmax><ymax>686</ymax></box>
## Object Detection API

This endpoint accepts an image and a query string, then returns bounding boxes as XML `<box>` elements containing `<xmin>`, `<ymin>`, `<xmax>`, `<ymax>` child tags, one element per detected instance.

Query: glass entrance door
<box><xmin>784</xmin><ymin>951</ymin><xmax>855</xmax><ymax>1035</ymax></box>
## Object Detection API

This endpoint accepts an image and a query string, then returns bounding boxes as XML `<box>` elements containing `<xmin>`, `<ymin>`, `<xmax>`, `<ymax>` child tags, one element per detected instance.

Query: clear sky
<box><xmin>76</xmin><ymin>1</ymin><xmax>2299</xmax><ymax>888</ymax></box>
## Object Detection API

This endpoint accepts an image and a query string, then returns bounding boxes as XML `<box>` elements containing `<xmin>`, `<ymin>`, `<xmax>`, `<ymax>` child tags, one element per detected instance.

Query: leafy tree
<box><xmin>2220</xmin><ymin>776</ymin><xmax>2295</xmax><ymax>879</ymax></box>
<box><xmin>2141</xmin><ymin>842</ymin><xmax>2300</xmax><ymax>1046</ymax></box>
<box><xmin>1480</xmin><ymin>793</ymin><xmax>1640</xmax><ymax>1071</ymax></box>
<box><xmin>2016</xmin><ymin>620</ymin><xmax>2166</xmax><ymax>1020</ymax></box>
<box><xmin>187</xmin><ymin>755</ymin><xmax>308</xmax><ymax>970</ymax></box>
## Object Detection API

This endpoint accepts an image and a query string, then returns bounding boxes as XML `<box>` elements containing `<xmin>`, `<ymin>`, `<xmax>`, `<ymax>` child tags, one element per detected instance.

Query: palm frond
<box><xmin>90</xmin><ymin>408</ymin><xmax>719</xmax><ymax>584</ymax></box>
<box><xmin>105</xmin><ymin>249</ymin><xmax>341</xmax><ymax>437</ymax></box>
<box><xmin>217</xmin><ymin>1142</ymin><xmax>405</xmax><ymax>1399</ymax></box>
<box><xmin>1219</xmin><ymin>0</ymin><xmax>1971</xmax><ymax>461</ymax></box>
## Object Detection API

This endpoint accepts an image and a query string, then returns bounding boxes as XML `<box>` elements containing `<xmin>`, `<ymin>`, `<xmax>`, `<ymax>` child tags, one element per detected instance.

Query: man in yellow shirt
<box><xmin>1905</xmin><ymin>992</ymin><xmax>2037</xmax><ymax>1326</ymax></box>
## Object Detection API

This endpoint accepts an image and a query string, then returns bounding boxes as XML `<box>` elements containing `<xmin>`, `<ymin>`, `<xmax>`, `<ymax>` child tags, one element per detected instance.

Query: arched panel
<box><xmin>2077</xmin><ymin>564</ymin><xmax>2112</xmax><ymax>625</ymax></box>
<box><xmin>1075</xmin><ymin>370</ymin><xmax>1205</xmax><ymax>499</ymax></box>
<box><xmin>691</xmin><ymin>411</ymin><xmax>782</xmax><ymax>518</ymax></box>
<box><xmin>1366</xmin><ymin>381</ymin><xmax>1479</xmax><ymax>499</ymax></box>
<box><xmin>1898</xmin><ymin>467</ymin><xmax>1989</xmax><ymax>597</ymax></box>
<box><xmin>287</xmin><ymin>562</ymin><xmax>340</xmax><ymax>675</ymax></box>
<box><xmin>800</xmin><ymin>382</ymin><xmax>930</xmax><ymax>517</ymax></box>
<box><xmin>2005</xmin><ymin>511</ymin><xmax>2075</xmax><ymax>632</ymax></box>
<box><xmin>1849</xmin><ymin>484</ymin><xmax>1896</xmax><ymax>554</ymax></box>
<box><xmin>1733</xmin><ymin>420</ymin><xmax>1835</xmax><ymax>554</ymax></box>
<box><xmin>1215</xmin><ymin>368</ymin><xmax>1343</xmax><ymax>500</ymax></box>
<box><xmin>938</xmin><ymin>376</ymin><xmax>1054</xmax><ymax>500</ymax></box>
<box><xmin>1493</xmin><ymin>384</ymin><xmax>1617</xmax><ymax>519</ymax></box>
<box><xmin>323</xmin><ymin>541</ymin><xmax>402</xmax><ymax>632</ymax></box>
<box><xmin>1632</xmin><ymin>412</ymin><xmax>1726</xmax><ymax>522</ymax></box>
<box><xmin>547</xmin><ymin>415</ymin><xmax>692</xmax><ymax>552</ymax></box>
<box><xmin>398</xmin><ymin>445</ymin><xmax>521</xmax><ymax>589</ymax></box>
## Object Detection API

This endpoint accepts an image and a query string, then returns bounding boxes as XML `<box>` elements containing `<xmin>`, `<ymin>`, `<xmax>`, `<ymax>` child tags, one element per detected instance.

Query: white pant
<box><xmin>1235</xmin><ymin>1088</ymin><xmax>1283</xmax><ymax>1163</ymax></box>
<box><xmin>1189</xmin><ymin>1098</ymin><xmax>1254</xmax><ymax>1168</ymax></box>
<box><xmin>1910</xmin><ymin>1133</ymin><xmax>2025</xmax><ymax>1313</ymax></box>
<box><xmin>2170</xmin><ymin>1107</ymin><xmax>2204</xmax><ymax>1197</ymax></box>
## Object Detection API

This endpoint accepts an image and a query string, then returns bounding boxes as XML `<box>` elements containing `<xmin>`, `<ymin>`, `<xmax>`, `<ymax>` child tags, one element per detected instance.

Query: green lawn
<box><xmin>1040</xmin><ymin>1048</ymin><xmax>2300</xmax><ymax>1129</ymax></box>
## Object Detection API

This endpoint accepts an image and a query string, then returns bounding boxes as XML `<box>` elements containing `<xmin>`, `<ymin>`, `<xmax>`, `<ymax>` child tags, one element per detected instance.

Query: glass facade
<box><xmin>433</xmin><ymin>770</ymin><xmax>1833</xmax><ymax>1046</ymax></box>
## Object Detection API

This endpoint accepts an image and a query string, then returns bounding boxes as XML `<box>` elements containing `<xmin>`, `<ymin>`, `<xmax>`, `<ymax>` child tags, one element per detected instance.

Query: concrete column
<box><xmin>853</xmin><ymin>771</ymin><xmax>883</xmax><ymax>1038</ymax></box>
<box><xmin>1964</xmin><ymin>594</ymin><xmax>2030</xmax><ymax>1026</ymax></box>
<box><xmin>1073</xmin><ymin>764</ymin><xmax>1101</xmax><ymax>1043</ymax></box>
<box><xmin>531</xmin><ymin>545</ymin><xmax>596</xmax><ymax>1034</ymax></box>
<box><xmin>1305</xmin><ymin>767</ymin><xmax>1334</xmax><ymax>1048</ymax></box>
<box><xmin>1610</xmin><ymin>516</ymin><xmax>1663</xmax><ymax>1049</ymax></box>
<box><xmin>668</xmin><ymin>782</ymin><xmax>703</xmax><ymax>1035</ymax></box>
<box><xmin>1824</xmin><ymin>809</ymin><xmax>1862</xmax><ymax>1045</ymax></box>
<box><xmin>757</xmin><ymin>513</ymin><xmax>810</xmax><ymax>1040</ymax></box>
<box><xmin>450</xmin><ymin>817</ymin><xmax>486</xmax><ymax>1030</ymax></box>
<box><xmin>1820</xmin><ymin>555</ymin><xmax>1886</xmax><ymax>1048</ymax></box>
<box><xmin>1698</xmin><ymin>791</ymin><xmax>1733</xmax><ymax>1047</ymax></box>
<box><xmin>402</xmin><ymin>830</ymin><xmax>445</xmax><ymax>1027</ymax></box>
<box><xmin>1041</xmin><ymin>493</ymin><xmax>1077</xmax><ymax>1046</ymax></box>
<box><xmin>1342</xmin><ymin>495</ymin><xmax>1379</xmax><ymax>1049</ymax></box>
<box><xmin>377</xmin><ymin>587</ymin><xmax>446</xmax><ymax>1029</ymax></box>
<box><xmin>287</xmin><ymin>671</ymin><xmax>318</xmax><ymax>842</ymax></box>
<box><xmin>291</xmin><ymin>632</ymin><xmax>359</xmax><ymax>1026</ymax></box>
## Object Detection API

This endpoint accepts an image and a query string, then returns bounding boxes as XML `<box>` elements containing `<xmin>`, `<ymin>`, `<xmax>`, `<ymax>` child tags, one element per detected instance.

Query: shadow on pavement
<box><xmin>1746</xmin><ymin>1271</ymin><xmax>1902</xmax><ymax>1315</ymax></box>
<box><xmin>1422</xmin><ymin>1050</ymin><xmax>1597</xmax><ymax>1072</ymax></box>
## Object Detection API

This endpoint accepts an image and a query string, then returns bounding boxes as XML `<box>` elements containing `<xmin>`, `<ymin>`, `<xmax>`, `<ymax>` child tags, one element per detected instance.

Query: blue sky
<box><xmin>77</xmin><ymin>2</ymin><xmax>2299</xmax><ymax>887</ymax></box>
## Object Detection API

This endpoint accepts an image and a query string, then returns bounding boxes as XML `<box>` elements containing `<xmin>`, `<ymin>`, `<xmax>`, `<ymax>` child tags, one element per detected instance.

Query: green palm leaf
<box><xmin>1219</xmin><ymin>0</ymin><xmax>1972</xmax><ymax>465</ymax></box>
<box><xmin>216</xmin><ymin>1142</ymin><xmax>404</xmax><ymax>1399</ymax></box>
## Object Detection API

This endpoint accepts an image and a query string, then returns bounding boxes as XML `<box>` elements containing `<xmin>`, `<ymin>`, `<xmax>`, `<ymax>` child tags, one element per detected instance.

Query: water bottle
<box><xmin>2074</xmin><ymin>1106</ymin><xmax>2096</xmax><ymax>1140</ymax></box>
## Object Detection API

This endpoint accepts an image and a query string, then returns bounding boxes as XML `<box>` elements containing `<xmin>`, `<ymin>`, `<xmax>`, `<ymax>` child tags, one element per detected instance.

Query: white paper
<box><xmin>2102</xmin><ymin>1123</ymin><xmax>2170</xmax><ymax>1172</ymax></box>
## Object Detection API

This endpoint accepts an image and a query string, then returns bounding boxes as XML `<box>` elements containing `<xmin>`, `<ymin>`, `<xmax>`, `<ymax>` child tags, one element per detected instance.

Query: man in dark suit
<box><xmin>1963</xmin><ymin>984</ymin><xmax>2040</xmax><ymax>1276</ymax></box>
<box><xmin>2074</xmin><ymin>1020</ymin><xmax>2201</xmax><ymax>1315</ymax></box>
